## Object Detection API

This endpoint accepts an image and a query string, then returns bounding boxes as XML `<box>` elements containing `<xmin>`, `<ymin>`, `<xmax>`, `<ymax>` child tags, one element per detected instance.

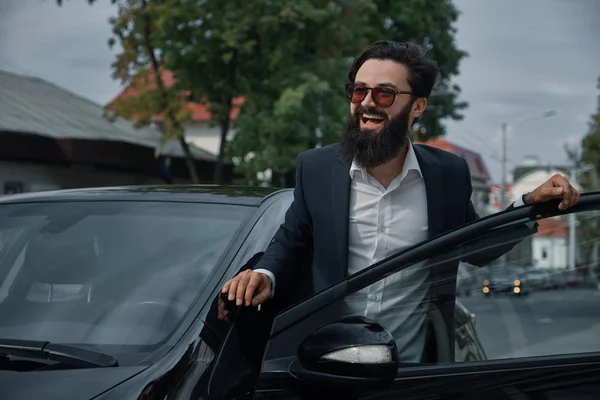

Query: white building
<box><xmin>488</xmin><ymin>156</ymin><xmax>583</xmax><ymax>270</ymax></box>
<box><xmin>532</xmin><ymin>218</ymin><xmax>569</xmax><ymax>269</ymax></box>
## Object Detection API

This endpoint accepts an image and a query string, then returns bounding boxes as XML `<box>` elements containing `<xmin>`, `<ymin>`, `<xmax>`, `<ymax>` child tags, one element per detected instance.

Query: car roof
<box><xmin>0</xmin><ymin>185</ymin><xmax>292</xmax><ymax>206</ymax></box>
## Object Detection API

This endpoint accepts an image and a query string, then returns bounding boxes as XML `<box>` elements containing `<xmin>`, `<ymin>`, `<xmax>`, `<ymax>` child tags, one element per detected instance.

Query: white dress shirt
<box><xmin>343</xmin><ymin>141</ymin><xmax>430</xmax><ymax>362</ymax></box>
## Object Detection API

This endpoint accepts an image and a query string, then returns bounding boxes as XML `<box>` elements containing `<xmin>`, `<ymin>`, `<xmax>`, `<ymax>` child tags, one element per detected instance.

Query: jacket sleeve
<box><xmin>253</xmin><ymin>152</ymin><xmax>314</xmax><ymax>296</ymax></box>
<box><xmin>460</xmin><ymin>158</ymin><xmax>538</xmax><ymax>267</ymax></box>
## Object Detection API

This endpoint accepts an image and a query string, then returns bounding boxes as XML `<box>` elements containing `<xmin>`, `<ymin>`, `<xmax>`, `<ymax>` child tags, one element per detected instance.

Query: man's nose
<box><xmin>361</xmin><ymin>90</ymin><xmax>377</xmax><ymax>108</ymax></box>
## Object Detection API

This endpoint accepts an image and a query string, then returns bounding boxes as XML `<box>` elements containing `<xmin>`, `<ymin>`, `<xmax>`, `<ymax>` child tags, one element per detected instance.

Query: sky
<box><xmin>0</xmin><ymin>0</ymin><xmax>599</xmax><ymax>183</ymax></box>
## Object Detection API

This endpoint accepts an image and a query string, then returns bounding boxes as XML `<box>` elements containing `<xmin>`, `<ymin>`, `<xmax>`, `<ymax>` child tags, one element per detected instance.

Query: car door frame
<box><xmin>253</xmin><ymin>192</ymin><xmax>600</xmax><ymax>399</ymax></box>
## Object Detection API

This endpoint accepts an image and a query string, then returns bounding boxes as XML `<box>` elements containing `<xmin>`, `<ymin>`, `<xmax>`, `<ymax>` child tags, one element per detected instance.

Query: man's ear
<box><xmin>411</xmin><ymin>98</ymin><xmax>428</xmax><ymax>119</ymax></box>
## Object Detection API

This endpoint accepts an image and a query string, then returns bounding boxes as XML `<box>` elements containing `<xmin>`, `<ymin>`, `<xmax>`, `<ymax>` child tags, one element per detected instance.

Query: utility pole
<box><xmin>500</xmin><ymin>122</ymin><xmax>508</xmax><ymax>210</ymax></box>
<box><xmin>498</xmin><ymin>122</ymin><xmax>508</xmax><ymax>268</ymax></box>
<box><xmin>569</xmin><ymin>164</ymin><xmax>594</xmax><ymax>271</ymax></box>
<box><xmin>569</xmin><ymin>167</ymin><xmax>577</xmax><ymax>271</ymax></box>
<box><xmin>496</xmin><ymin>111</ymin><xmax>556</xmax><ymax>270</ymax></box>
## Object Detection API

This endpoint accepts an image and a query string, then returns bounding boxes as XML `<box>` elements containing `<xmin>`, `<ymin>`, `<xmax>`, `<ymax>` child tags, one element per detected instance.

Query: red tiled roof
<box><xmin>107</xmin><ymin>66</ymin><xmax>243</xmax><ymax>122</ymax></box>
<box><xmin>536</xmin><ymin>218</ymin><xmax>569</xmax><ymax>237</ymax></box>
<box><xmin>415</xmin><ymin>137</ymin><xmax>491</xmax><ymax>181</ymax></box>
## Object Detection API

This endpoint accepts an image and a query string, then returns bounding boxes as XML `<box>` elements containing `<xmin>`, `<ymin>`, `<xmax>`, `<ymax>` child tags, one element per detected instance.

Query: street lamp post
<box><xmin>498</xmin><ymin>110</ymin><xmax>557</xmax><ymax>211</ymax></box>
<box><xmin>498</xmin><ymin>110</ymin><xmax>557</xmax><ymax>269</ymax></box>
<box><xmin>500</xmin><ymin>122</ymin><xmax>508</xmax><ymax>210</ymax></box>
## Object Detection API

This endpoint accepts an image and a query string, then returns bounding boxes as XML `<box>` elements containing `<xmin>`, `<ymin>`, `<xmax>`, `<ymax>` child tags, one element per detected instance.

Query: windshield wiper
<box><xmin>0</xmin><ymin>339</ymin><xmax>118</xmax><ymax>368</ymax></box>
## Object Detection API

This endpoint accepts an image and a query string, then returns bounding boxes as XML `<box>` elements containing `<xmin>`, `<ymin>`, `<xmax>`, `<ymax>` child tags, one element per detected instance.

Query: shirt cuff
<box><xmin>254</xmin><ymin>268</ymin><xmax>276</xmax><ymax>298</ymax></box>
<box><xmin>513</xmin><ymin>194</ymin><xmax>525</xmax><ymax>208</ymax></box>
<box><xmin>513</xmin><ymin>193</ymin><xmax>536</xmax><ymax>229</ymax></box>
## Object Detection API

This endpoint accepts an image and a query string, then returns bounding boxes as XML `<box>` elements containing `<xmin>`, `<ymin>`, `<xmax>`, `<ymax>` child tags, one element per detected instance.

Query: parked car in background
<box><xmin>522</xmin><ymin>268</ymin><xmax>553</xmax><ymax>291</ymax></box>
<box><xmin>563</xmin><ymin>269</ymin><xmax>584</xmax><ymax>287</ymax></box>
<box><xmin>548</xmin><ymin>270</ymin><xmax>568</xmax><ymax>289</ymax></box>
<box><xmin>481</xmin><ymin>266</ymin><xmax>528</xmax><ymax>297</ymax></box>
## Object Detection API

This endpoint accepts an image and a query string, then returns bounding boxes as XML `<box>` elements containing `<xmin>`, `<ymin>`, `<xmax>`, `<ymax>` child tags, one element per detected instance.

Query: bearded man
<box><xmin>220</xmin><ymin>41</ymin><xmax>580</xmax><ymax>362</ymax></box>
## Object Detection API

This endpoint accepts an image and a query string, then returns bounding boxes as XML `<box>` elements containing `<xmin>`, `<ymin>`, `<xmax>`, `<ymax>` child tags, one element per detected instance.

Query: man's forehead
<box><xmin>355</xmin><ymin>59</ymin><xmax>408</xmax><ymax>88</ymax></box>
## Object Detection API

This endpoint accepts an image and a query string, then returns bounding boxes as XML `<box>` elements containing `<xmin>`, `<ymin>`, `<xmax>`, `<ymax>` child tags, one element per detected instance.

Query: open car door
<box><xmin>252</xmin><ymin>193</ymin><xmax>600</xmax><ymax>400</ymax></box>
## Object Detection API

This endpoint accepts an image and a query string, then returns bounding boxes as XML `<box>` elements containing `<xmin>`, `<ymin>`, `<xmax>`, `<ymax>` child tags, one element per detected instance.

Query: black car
<box><xmin>481</xmin><ymin>266</ymin><xmax>528</xmax><ymax>296</ymax></box>
<box><xmin>1</xmin><ymin>186</ymin><xmax>599</xmax><ymax>400</ymax></box>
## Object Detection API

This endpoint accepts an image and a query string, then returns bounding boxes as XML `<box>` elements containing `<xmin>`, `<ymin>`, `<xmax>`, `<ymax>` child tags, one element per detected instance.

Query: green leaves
<box><xmin>227</xmin><ymin>0</ymin><xmax>468</xmax><ymax>183</ymax></box>
<box><xmin>580</xmin><ymin>77</ymin><xmax>600</xmax><ymax>185</ymax></box>
<box><xmin>572</xmin><ymin>77</ymin><xmax>600</xmax><ymax>274</ymax></box>
<box><xmin>65</xmin><ymin>0</ymin><xmax>468</xmax><ymax>185</ymax></box>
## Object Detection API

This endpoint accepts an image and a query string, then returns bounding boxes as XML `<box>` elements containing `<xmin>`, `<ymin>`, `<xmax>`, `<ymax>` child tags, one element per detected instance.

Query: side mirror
<box><xmin>290</xmin><ymin>316</ymin><xmax>399</xmax><ymax>390</ymax></box>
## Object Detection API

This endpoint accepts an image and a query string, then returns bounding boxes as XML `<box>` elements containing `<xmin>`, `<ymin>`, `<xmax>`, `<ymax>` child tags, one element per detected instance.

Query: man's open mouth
<box><xmin>361</xmin><ymin>113</ymin><xmax>386</xmax><ymax>125</ymax></box>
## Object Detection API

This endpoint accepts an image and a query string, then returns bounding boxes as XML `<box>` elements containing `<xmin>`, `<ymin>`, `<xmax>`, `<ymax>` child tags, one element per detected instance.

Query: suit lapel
<box><xmin>332</xmin><ymin>150</ymin><xmax>351</xmax><ymax>276</ymax></box>
<box><xmin>413</xmin><ymin>144</ymin><xmax>445</xmax><ymax>238</ymax></box>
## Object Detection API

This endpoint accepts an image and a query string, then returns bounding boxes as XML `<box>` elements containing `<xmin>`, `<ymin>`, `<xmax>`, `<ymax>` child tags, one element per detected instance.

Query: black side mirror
<box><xmin>290</xmin><ymin>316</ymin><xmax>399</xmax><ymax>390</ymax></box>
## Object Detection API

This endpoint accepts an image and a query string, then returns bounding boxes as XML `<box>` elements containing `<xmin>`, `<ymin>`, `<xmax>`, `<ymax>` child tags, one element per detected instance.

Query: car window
<box><xmin>340</xmin><ymin>209</ymin><xmax>600</xmax><ymax>364</ymax></box>
<box><xmin>0</xmin><ymin>201</ymin><xmax>253</xmax><ymax>353</ymax></box>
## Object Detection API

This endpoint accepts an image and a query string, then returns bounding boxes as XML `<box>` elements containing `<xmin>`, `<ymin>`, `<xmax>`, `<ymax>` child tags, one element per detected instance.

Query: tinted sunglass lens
<box><xmin>372</xmin><ymin>88</ymin><xmax>395</xmax><ymax>107</ymax></box>
<box><xmin>350</xmin><ymin>87</ymin><xmax>367</xmax><ymax>103</ymax></box>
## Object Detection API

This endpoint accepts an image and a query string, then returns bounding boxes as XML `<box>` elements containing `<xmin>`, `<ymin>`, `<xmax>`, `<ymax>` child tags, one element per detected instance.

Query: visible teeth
<box><xmin>363</xmin><ymin>114</ymin><xmax>384</xmax><ymax>120</ymax></box>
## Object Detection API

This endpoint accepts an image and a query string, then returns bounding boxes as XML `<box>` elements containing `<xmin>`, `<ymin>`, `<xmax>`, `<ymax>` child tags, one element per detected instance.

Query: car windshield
<box><xmin>0</xmin><ymin>200</ymin><xmax>252</xmax><ymax>350</ymax></box>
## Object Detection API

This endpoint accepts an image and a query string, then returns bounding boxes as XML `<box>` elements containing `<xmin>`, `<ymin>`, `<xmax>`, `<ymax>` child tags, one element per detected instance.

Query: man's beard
<box><xmin>340</xmin><ymin>103</ymin><xmax>412</xmax><ymax>169</ymax></box>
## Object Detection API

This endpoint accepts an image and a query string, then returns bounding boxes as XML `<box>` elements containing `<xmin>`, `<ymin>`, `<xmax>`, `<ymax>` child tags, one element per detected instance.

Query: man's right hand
<box><xmin>219</xmin><ymin>269</ymin><xmax>272</xmax><ymax>319</ymax></box>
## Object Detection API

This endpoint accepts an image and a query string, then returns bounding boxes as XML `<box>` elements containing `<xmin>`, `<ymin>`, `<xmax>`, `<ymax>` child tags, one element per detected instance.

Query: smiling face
<box><xmin>340</xmin><ymin>59</ymin><xmax>428</xmax><ymax>168</ymax></box>
<box><xmin>350</xmin><ymin>59</ymin><xmax>426</xmax><ymax>130</ymax></box>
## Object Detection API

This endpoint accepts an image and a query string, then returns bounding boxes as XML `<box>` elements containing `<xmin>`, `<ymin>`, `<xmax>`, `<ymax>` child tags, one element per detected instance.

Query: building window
<box><xmin>542</xmin><ymin>248</ymin><xmax>548</xmax><ymax>259</ymax></box>
<box><xmin>3</xmin><ymin>181</ymin><xmax>24</xmax><ymax>195</ymax></box>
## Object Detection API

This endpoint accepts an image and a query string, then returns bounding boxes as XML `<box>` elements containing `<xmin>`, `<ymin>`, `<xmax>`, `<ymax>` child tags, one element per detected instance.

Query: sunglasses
<box><xmin>345</xmin><ymin>83</ymin><xmax>413</xmax><ymax>108</ymax></box>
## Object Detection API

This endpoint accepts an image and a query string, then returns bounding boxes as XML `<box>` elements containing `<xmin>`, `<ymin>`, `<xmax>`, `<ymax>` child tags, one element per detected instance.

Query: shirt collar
<box><xmin>349</xmin><ymin>141</ymin><xmax>422</xmax><ymax>181</ymax></box>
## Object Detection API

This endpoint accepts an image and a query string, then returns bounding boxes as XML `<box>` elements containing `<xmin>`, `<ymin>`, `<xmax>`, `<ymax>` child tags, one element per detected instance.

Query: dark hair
<box><xmin>348</xmin><ymin>41</ymin><xmax>439</xmax><ymax>99</ymax></box>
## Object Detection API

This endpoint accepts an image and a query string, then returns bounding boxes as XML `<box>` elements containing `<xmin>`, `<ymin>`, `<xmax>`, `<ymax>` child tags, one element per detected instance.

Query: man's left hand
<box><xmin>524</xmin><ymin>173</ymin><xmax>581</xmax><ymax>210</ymax></box>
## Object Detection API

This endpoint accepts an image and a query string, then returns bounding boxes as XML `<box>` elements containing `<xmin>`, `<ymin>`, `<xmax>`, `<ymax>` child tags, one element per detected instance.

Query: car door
<box><xmin>252</xmin><ymin>193</ymin><xmax>600</xmax><ymax>400</ymax></box>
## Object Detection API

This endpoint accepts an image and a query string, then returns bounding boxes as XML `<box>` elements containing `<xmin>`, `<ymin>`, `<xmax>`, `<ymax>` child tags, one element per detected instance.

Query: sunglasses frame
<box><xmin>345</xmin><ymin>82</ymin><xmax>414</xmax><ymax>108</ymax></box>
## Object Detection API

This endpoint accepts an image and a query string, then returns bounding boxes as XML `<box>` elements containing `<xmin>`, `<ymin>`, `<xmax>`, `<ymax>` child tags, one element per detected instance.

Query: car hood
<box><xmin>0</xmin><ymin>365</ymin><xmax>148</xmax><ymax>400</ymax></box>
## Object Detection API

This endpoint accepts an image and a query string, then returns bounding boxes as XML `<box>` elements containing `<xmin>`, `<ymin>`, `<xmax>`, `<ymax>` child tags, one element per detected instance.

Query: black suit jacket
<box><xmin>255</xmin><ymin>142</ymin><xmax>535</xmax><ymax>356</ymax></box>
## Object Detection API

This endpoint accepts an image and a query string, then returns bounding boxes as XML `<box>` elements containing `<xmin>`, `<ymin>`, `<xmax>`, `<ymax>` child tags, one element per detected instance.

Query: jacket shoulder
<box><xmin>414</xmin><ymin>143</ymin><xmax>467</xmax><ymax>168</ymax></box>
<box><xmin>298</xmin><ymin>143</ymin><xmax>341</xmax><ymax>164</ymax></box>
<box><xmin>299</xmin><ymin>142</ymin><xmax>340</xmax><ymax>158</ymax></box>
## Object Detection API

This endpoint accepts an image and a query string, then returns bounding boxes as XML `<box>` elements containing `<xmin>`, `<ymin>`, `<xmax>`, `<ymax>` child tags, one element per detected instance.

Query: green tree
<box><xmin>227</xmin><ymin>0</ymin><xmax>468</xmax><ymax>185</ymax></box>
<box><xmin>149</xmin><ymin>0</ymin><xmax>269</xmax><ymax>184</ymax></box>
<box><xmin>155</xmin><ymin>0</ymin><xmax>378</xmax><ymax>185</ymax></box>
<box><xmin>369</xmin><ymin>0</ymin><xmax>468</xmax><ymax>139</ymax></box>
<box><xmin>581</xmin><ymin>77</ymin><xmax>600</xmax><ymax>177</ymax></box>
<box><xmin>227</xmin><ymin>1</ymin><xmax>376</xmax><ymax>185</ymax></box>
<box><xmin>58</xmin><ymin>0</ymin><xmax>468</xmax><ymax>186</ymax></box>
<box><xmin>574</xmin><ymin>76</ymin><xmax>600</xmax><ymax>279</ymax></box>
<box><xmin>58</xmin><ymin>0</ymin><xmax>200</xmax><ymax>183</ymax></box>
